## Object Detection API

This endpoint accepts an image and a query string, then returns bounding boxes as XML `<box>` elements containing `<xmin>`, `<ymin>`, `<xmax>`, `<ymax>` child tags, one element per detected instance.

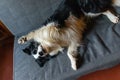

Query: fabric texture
<box><xmin>0</xmin><ymin>0</ymin><xmax>62</xmax><ymax>35</ymax></box>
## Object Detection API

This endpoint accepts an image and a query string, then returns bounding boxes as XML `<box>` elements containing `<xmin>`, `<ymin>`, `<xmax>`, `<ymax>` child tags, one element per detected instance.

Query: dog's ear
<box><xmin>22</xmin><ymin>48</ymin><xmax>31</xmax><ymax>55</ymax></box>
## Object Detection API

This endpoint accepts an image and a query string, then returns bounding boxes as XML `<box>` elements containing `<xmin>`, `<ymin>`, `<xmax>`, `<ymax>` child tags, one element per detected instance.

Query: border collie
<box><xmin>22</xmin><ymin>42</ymin><xmax>57</xmax><ymax>67</ymax></box>
<box><xmin>18</xmin><ymin>0</ymin><xmax>120</xmax><ymax>70</ymax></box>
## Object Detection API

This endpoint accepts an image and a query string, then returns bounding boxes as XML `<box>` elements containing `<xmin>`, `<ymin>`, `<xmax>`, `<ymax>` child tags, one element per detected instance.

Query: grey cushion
<box><xmin>0</xmin><ymin>0</ymin><xmax>62</xmax><ymax>35</ymax></box>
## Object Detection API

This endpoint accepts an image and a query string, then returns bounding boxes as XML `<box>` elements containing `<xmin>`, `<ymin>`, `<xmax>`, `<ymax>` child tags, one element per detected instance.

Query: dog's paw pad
<box><xmin>18</xmin><ymin>36</ymin><xmax>27</xmax><ymax>44</ymax></box>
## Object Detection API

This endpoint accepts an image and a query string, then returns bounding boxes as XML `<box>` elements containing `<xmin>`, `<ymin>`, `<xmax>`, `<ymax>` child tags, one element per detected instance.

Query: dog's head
<box><xmin>23</xmin><ymin>42</ymin><xmax>52</xmax><ymax>67</ymax></box>
<box><xmin>23</xmin><ymin>42</ymin><xmax>49</xmax><ymax>57</ymax></box>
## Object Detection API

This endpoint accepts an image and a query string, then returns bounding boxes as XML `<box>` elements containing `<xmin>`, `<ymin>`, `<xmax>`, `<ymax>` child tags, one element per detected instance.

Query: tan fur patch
<box><xmin>32</xmin><ymin>14</ymin><xmax>86</xmax><ymax>54</ymax></box>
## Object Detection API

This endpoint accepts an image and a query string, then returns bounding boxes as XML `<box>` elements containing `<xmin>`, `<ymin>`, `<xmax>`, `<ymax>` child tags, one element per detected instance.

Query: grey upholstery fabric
<box><xmin>0</xmin><ymin>0</ymin><xmax>62</xmax><ymax>35</ymax></box>
<box><xmin>14</xmin><ymin>8</ymin><xmax>120</xmax><ymax>80</ymax></box>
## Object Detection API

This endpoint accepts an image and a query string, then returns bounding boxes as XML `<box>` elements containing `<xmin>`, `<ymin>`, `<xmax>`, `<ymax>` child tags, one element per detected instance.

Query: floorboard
<box><xmin>0</xmin><ymin>37</ymin><xmax>14</xmax><ymax>80</ymax></box>
<box><xmin>77</xmin><ymin>64</ymin><xmax>120</xmax><ymax>80</ymax></box>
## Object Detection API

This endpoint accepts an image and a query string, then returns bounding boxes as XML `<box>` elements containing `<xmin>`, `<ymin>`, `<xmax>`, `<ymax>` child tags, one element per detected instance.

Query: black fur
<box><xmin>43</xmin><ymin>0</ymin><xmax>84</xmax><ymax>27</ymax></box>
<box><xmin>23</xmin><ymin>42</ymin><xmax>56</xmax><ymax>67</ymax></box>
<box><xmin>35</xmin><ymin>55</ymin><xmax>56</xmax><ymax>67</ymax></box>
<box><xmin>23</xmin><ymin>42</ymin><xmax>39</xmax><ymax>55</ymax></box>
<box><xmin>43</xmin><ymin>0</ymin><xmax>115</xmax><ymax>27</ymax></box>
<box><xmin>77</xmin><ymin>0</ymin><xmax>113</xmax><ymax>13</ymax></box>
<box><xmin>35</xmin><ymin>55</ymin><xmax>51</xmax><ymax>67</ymax></box>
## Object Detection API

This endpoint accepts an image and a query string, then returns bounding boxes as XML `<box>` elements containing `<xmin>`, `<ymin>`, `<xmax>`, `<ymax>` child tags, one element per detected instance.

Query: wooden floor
<box><xmin>0</xmin><ymin>37</ymin><xmax>14</xmax><ymax>80</ymax></box>
<box><xmin>77</xmin><ymin>64</ymin><xmax>120</xmax><ymax>80</ymax></box>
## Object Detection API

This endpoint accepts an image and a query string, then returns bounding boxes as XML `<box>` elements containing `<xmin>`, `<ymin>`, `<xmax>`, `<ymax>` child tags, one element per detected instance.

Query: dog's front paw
<box><xmin>18</xmin><ymin>36</ymin><xmax>27</xmax><ymax>44</ymax></box>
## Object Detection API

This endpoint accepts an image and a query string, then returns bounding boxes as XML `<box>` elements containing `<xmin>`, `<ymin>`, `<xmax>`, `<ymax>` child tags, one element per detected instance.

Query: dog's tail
<box><xmin>113</xmin><ymin>0</ymin><xmax>120</xmax><ymax>7</ymax></box>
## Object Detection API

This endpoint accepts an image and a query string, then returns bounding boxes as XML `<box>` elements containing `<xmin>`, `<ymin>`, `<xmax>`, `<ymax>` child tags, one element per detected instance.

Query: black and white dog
<box><xmin>22</xmin><ymin>42</ymin><xmax>57</xmax><ymax>67</ymax></box>
<box><xmin>18</xmin><ymin>0</ymin><xmax>120</xmax><ymax>70</ymax></box>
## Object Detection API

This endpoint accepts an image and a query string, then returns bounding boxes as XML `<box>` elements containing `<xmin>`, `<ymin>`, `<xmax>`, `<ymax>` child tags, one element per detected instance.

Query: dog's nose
<box><xmin>39</xmin><ymin>52</ymin><xmax>44</xmax><ymax>56</ymax></box>
<box><xmin>33</xmin><ymin>50</ymin><xmax>37</xmax><ymax>54</ymax></box>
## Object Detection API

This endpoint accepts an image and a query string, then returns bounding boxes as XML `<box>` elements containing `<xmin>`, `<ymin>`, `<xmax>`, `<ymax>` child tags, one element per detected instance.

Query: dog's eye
<box><xmin>33</xmin><ymin>50</ymin><xmax>37</xmax><ymax>54</ymax></box>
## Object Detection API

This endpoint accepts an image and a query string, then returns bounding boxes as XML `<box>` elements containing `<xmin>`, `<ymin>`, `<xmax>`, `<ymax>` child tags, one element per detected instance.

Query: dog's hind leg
<box><xmin>67</xmin><ymin>43</ymin><xmax>81</xmax><ymax>70</ymax></box>
<box><xmin>102</xmin><ymin>10</ymin><xmax>119</xmax><ymax>23</ymax></box>
<box><xmin>18</xmin><ymin>31</ymin><xmax>35</xmax><ymax>44</ymax></box>
<box><xmin>102</xmin><ymin>0</ymin><xmax>120</xmax><ymax>24</ymax></box>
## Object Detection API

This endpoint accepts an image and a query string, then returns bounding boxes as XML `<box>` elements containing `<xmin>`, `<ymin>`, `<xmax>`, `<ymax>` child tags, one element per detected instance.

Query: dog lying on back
<box><xmin>18</xmin><ymin>0</ymin><xmax>120</xmax><ymax>70</ymax></box>
<box><xmin>19</xmin><ymin>14</ymin><xmax>84</xmax><ymax>70</ymax></box>
<box><xmin>22</xmin><ymin>42</ymin><xmax>57</xmax><ymax>67</ymax></box>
